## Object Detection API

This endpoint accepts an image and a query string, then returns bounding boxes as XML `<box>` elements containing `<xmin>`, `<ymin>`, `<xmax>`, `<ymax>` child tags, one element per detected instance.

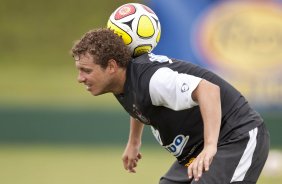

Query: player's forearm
<box><xmin>193</xmin><ymin>80</ymin><xmax>221</xmax><ymax>147</ymax></box>
<box><xmin>127</xmin><ymin>117</ymin><xmax>144</xmax><ymax>146</ymax></box>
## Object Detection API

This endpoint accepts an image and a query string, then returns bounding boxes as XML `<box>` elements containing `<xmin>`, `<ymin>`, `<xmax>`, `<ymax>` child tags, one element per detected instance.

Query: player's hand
<box><xmin>122</xmin><ymin>143</ymin><xmax>142</xmax><ymax>173</ymax></box>
<box><xmin>187</xmin><ymin>145</ymin><xmax>217</xmax><ymax>181</ymax></box>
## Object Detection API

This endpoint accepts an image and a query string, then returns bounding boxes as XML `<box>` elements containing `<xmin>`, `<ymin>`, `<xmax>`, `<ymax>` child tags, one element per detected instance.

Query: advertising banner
<box><xmin>149</xmin><ymin>0</ymin><xmax>282</xmax><ymax>109</ymax></box>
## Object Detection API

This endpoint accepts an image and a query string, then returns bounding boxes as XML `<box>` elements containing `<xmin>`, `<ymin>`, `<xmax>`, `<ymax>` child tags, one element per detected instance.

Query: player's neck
<box><xmin>112</xmin><ymin>68</ymin><xmax>127</xmax><ymax>95</ymax></box>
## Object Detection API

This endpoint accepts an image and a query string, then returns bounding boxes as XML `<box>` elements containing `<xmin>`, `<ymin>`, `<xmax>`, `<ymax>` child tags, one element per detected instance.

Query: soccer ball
<box><xmin>107</xmin><ymin>3</ymin><xmax>161</xmax><ymax>57</ymax></box>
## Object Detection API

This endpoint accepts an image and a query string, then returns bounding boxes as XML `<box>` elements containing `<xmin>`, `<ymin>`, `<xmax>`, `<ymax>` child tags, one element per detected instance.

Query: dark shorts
<box><xmin>159</xmin><ymin>124</ymin><xmax>270</xmax><ymax>184</ymax></box>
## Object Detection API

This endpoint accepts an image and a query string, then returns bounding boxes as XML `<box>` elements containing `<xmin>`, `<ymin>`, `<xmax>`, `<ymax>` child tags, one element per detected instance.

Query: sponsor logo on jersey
<box><xmin>133</xmin><ymin>104</ymin><xmax>150</xmax><ymax>124</ymax></box>
<box><xmin>181</xmin><ymin>83</ymin><xmax>189</xmax><ymax>92</ymax></box>
<box><xmin>151</xmin><ymin>126</ymin><xmax>163</xmax><ymax>145</ymax></box>
<box><xmin>185</xmin><ymin>157</ymin><xmax>195</xmax><ymax>167</ymax></box>
<box><xmin>165</xmin><ymin>134</ymin><xmax>190</xmax><ymax>157</ymax></box>
<box><xmin>151</xmin><ymin>127</ymin><xmax>189</xmax><ymax>157</ymax></box>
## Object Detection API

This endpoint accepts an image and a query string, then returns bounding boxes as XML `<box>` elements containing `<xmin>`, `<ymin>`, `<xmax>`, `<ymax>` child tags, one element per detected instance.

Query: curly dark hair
<box><xmin>71</xmin><ymin>28</ymin><xmax>132</xmax><ymax>69</ymax></box>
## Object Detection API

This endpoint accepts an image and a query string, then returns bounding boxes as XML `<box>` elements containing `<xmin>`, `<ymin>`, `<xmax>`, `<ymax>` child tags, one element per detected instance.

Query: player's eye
<box><xmin>82</xmin><ymin>68</ymin><xmax>92</xmax><ymax>74</ymax></box>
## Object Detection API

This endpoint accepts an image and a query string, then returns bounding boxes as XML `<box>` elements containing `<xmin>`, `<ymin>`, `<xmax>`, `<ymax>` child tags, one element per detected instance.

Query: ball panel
<box><xmin>107</xmin><ymin>20</ymin><xmax>132</xmax><ymax>45</ymax></box>
<box><xmin>137</xmin><ymin>15</ymin><xmax>155</xmax><ymax>38</ymax></box>
<box><xmin>141</xmin><ymin>5</ymin><xmax>155</xmax><ymax>15</ymax></box>
<box><xmin>133</xmin><ymin>45</ymin><xmax>152</xmax><ymax>57</ymax></box>
<box><xmin>114</xmin><ymin>4</ymin><xmax>136</xmax><ymax>20</ymax></box>
<box><xmin>156</xmin><ymin>31</ymin><xmax>161</xmax><ymax>43</ymax></box>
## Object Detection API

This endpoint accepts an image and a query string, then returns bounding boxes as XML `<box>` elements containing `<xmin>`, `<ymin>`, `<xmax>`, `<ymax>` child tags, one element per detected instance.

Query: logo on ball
<box><xmin>115</xmin><ymin>4</ymin><xmax>136</xmax><ymax>20</ymax></box>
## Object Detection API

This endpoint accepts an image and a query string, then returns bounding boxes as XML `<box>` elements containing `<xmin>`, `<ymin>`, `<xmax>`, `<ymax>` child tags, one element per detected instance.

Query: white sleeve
<box><xmin>149</xmin><ymin>67</ymin><xmax>202</xmax><ymax>110</ymax></box>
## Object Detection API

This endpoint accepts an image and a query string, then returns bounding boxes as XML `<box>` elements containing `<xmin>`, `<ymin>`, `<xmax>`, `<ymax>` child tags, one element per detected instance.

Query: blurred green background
<box><xmin>0</xmin><ymin>0</ymin><xmax>131</xmax><ymax>108</ymax></box>
<box><xmin>0</xmin><ymin>0</ymin><xmax>281</xmax><ymax>183</ymax></box>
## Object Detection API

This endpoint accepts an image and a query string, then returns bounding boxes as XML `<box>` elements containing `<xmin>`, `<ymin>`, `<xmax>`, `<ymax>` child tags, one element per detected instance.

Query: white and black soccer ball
<box><xmin>107</xmin><ymin>3</ymin><xmax>161</xmax><ymax>57</ymax></box>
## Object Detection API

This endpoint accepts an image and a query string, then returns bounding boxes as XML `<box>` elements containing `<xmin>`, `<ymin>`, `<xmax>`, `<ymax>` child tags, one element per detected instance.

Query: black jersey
<box><xmin>115</xmin><ymin>53</ymin><xmax>263</xmax><ymax>165</ymax></box>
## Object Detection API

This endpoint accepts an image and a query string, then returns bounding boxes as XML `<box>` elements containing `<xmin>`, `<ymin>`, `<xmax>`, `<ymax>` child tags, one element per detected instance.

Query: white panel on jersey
<box><xmin>149</xmin><ymin>67</ymin><xmax>202</xmax><ymax>111</ymax></box>
<box><xmin>230</xmin><ymin>127</ymin><xmax>258</xmax><ymax>182</ymax></box>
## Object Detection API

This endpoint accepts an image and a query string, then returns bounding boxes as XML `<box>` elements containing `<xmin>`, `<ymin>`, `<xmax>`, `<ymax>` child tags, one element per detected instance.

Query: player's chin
<box><xmin>90</xmin><ymin>89</ymin><xmax>105</xmax><ymax>96</ymax></box>
<box><xmin>90</xmin><ymin>91</ymin><xmax>100</xmax><ymax>96</ymax></box>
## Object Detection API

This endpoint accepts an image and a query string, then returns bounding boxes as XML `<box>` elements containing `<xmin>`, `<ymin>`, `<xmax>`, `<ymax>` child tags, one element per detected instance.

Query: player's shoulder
<box><xmin>128</xmin><ymin>53</ymin><xmax>171</xmax><ymax>88</ymax></box>
<box><xmin>131</xmin><ymin>53</ymin><xmax>199</xmax><ymax>78</ymax></box>
<box><xmin>132</xmin><ymin>53</ymin><xmax>173</xmax><ymax>64</ymax></box>
<box><xmin>129</xmin><ymin>53</ymin><xmax>159</xmax><ymax>76</ymax></box>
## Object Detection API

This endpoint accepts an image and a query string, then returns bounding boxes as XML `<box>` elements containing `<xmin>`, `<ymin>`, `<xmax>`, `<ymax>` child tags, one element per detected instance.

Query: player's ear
<box><xmin>107</xmin><ymin>59</ymin><xmax>119</xmax><ymax>73</ymax></box>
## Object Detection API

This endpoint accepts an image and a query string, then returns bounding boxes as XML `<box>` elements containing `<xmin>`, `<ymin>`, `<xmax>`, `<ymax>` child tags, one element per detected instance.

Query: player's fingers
<box><xmin>128</xmin><ymin>167</ymin><xmax>136</xmax><ymax>173</ymax></box>
<box><xmin>131</xmin><ymin>159</ymin><xmax>137</xmax><ymax>167</ymax></box>
<box><xmin>197</xmin><ymin>159</ymin><xmax>204</xmax><ymax>179</ymax></box>
<box><xmin>187</xmin><ymin>164</ymin><xmax>193</xmax><ymax>179</ymax></box>
<box><xmin>137</xmin><ymin>153</ymin><xmax>142</xmax><ymax>159</ymax></box>
<box><xmin>204</xmin><ymin>156</ymin><xmax>210</xmax><ymax>171</ymax></box>
<box><xmin>127</xmin><ymin>159</ymin><xmax>133</xmax><ymax>169</ymax></box>
<box><xmin>133</xmin><ymin>161</ymin><xmax>137</xmax><ymax>168</ymax></box>
<box><xmin>122</xmin><ymin>157</ymin><xmax>129</xmax><ymax>170</ymax></box>
<box><xmin>192</xmin><ymin>162</ymin><xmax>199</xmax><ymax>181</ymax></box>
<box><xmin>127</xmin><ymin>158</ymin><xmax>137</xmax><ymax>169</ymax></box>
<box><xmin>128</xmin><ymin>166</ymin><xmax>136</xmax><ymax>173</ymax></box>
<box><xmin>128</xmin><ymin>159</ymin><xmax>138</xmax><ymax>173</ymax></box>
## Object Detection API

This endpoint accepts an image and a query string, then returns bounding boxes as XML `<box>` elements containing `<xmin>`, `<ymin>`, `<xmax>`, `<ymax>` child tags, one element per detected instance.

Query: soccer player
<box><xmin>71</xmin><ymin>28</ymin><xmax>269</xmax><ymax>184</ymax></box>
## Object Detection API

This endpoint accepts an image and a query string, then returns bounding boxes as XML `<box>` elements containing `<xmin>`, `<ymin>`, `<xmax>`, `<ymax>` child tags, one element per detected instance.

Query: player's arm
<box><xmin>149</xmin><ymin>67</ymin><xmax>221</xmax><ymax>180</ymax></box>
<box><xmin>188</xmin><ymin>79</ymin><xmax>221</xmax><ymax>181</ymax></box>
<box><xmin>122</xmin><ymin>116</ymin><xmax>144</xmax><ymax>173</ymax></box>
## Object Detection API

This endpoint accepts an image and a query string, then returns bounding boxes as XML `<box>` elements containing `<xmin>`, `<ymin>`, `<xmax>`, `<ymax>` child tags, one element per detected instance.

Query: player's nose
<box><xmin>77</xmin><ymin>73</ymin><xmax>86</xmax><ymax>83</ymax></box>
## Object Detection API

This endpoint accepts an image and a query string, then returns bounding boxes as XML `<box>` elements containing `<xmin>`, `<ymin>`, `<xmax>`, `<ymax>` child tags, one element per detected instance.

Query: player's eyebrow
<box><xmin>78</xmin><ymin>66</ymin><xmax>92</xmax><ymax>72</ymax></box>
<box><xmin>75</xmin><ymin>63</ymin><xmax>86</xmax><ymax>71</ymax></box>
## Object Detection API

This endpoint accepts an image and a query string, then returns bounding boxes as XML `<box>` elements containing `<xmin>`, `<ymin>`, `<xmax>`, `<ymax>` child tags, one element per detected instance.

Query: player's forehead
<box><xmin>75</xmin><ymin>53</ymin><xmax>94</xmax><ymax>67</ymax></box>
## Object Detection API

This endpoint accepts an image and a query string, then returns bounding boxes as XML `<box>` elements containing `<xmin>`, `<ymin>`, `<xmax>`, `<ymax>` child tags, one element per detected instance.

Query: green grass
<box><xmin>0</xmin><ymin>145</ymin><xmax>280</xmax><ymax>184</ymax></box>
<box><xmin>0</xmin><ymin>145</ymin><xmax>173</xmax><ymax>184</ymax></box>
